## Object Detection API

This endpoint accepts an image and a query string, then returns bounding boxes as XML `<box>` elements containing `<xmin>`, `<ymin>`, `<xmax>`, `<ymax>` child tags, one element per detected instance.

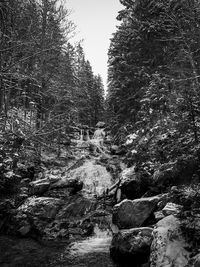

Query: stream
<box><xmin>0</xmin><ymin>137</ymin><xmax>134</xmax><ymax>267</ymax></box>
<box><xmin>0</xmin><ymin>230</ymin><xmax>115</xmax><ymax>267</ymax></box>
<box><xmin>51</xmin><ymin>226</ymin><xmax>116</xmax><ymax>267</ymax></box>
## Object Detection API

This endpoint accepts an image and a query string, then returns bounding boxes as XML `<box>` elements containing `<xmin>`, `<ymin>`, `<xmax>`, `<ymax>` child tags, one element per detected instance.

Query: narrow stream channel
<box><xmin>51</xmin><ymin>225</ymin><xmax>117</xmax><ymax>267</ymax></box>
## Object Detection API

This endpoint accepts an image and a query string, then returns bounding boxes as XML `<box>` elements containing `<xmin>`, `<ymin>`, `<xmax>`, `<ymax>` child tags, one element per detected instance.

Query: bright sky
<box><xmin>66</xmin><ymin>0</ymin><xmax>123</xmax><ymax>90</ymax></box>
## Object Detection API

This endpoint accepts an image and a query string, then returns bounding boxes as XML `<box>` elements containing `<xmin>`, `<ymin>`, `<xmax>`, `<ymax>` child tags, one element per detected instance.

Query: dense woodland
<box><xmin>1</xmin><ymin>0</ymin><xmax>200</xmax><ymax>198</ymax></box>
<box><xmin>107</xmin><ymin>0</ymin><xmax>200</xmax><ymax>181</ymax></box>
<box><xmin>0</xmin><ymin>0</ymin><xmax>105</xmax><ymax>190</ymax></box>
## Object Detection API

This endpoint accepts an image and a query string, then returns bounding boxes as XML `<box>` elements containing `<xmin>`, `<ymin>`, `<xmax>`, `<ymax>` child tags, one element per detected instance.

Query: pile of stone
<box><xmin>110</xmin><ymin>191</ymin><xmax>191</xmax><ymax>267</ymax></box>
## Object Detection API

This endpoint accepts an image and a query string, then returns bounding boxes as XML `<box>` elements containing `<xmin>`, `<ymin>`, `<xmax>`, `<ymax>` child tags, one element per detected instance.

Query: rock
<box><xmin>121</xmin><ymin>166</ymin><xmax>136</xmax><ymax>181</ymax></box>
<box><xmin>48</xmin><ymin>175</ymin><xmax>61</xmax><ymax>183</ymax></box>
<box><xmin>162</xmin><ymin>202</ymin><xmax>182</xmax><ymax>216</ymax></box>
<box><xmin>30</xmin><ymin>179</ymin><xmax>50</xmax><ymax>195</ymax></box>
<box><xmin>15</xmin><ymin>197</ymin><xmax>63</xmax><ymax>236</ymax></box>
<box><xmin>120</xmin><ymin>166</ymin><xmax>151</xmax><ymax>199</ymax></box>
<box><xmin>18</xmin><ymin>224</ymin><xmax>31</xmax><ymax>236</ymax></box>
<box><xmin>110</xmin><ymin>227</ymin><xmax>153</xmax><ymax>265</ymax></box>
<box><xmin>157</xmin><ymin>193</ymin><xmax>170</xmax><ymax>210</ymax></box>
<box><xmin>113</xmin><ymin>196</ymin><xmax>161</xmax><ymax>229</ymax></box>
<box><xmin>17</xmin><ymin>197</ymin><xmax>63</xmax><ymax>219</ymax></box>
<box><xmin>154</xmin><ymin>211</ymin><xmax>165</xmax><ymax>221</ymax></box>
<box><xmin>42</xmin><ymin>197</ymin><xmax>97</xmax><ymax>240</ymax></box>
<box><xmin>150</xmin><ymin>215</ymin><xmax>190</xmax><ymax>267</ymax></box>
<box><xmin>51</xmin><ymin>177</ymin><xmax>83</xmax><ymax>193</ymax></box>
<box><xmin>56</xmin><ymin>195</ymin><xmax>96</xmax><ymax>220</ymax></box>
<box><xmin>44</xmin><ymin>188</ymin><xmax>72</xmax><ymax>199</ymax></box>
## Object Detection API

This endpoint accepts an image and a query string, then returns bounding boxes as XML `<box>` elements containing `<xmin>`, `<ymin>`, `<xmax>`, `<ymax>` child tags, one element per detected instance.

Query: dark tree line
<box><xmin>107</xmin><ymin>0</ymin><xmax>200</xmax><ymax>167</ymax></box>
<box><xmin>0</xmin><ymin>0</ymin><xmax>105</xmax><ymax>159</ymax></box>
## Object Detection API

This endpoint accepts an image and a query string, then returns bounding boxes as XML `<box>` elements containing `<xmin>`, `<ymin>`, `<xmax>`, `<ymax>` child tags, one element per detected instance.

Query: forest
<box><xmin>0</xmin><ymin>0</ymin><xmax>105</xmax><ymax>174</ymax></box>
<box><xmin>1</xmin><ymin>0</ymin><xmax>200</xmax><ymax>267</ymax></box>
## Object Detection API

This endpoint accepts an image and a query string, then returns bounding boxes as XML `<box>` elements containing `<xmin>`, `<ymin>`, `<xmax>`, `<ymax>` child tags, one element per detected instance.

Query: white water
<box><xmin>69</xmin><ymin>225</ymin><xmax>112</xmax><ymax>255</ymax></box>
<box><xmin>59</xmin><ymin>160</ymin><xmax>113</xmax><ymax>197</ymax></box>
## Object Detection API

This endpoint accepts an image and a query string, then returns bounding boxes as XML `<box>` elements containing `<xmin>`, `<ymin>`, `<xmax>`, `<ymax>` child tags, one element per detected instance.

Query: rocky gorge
<box><xmin>1</xmin><ymin>140</ymin><xmax>200</xmax><ymax>267</ymax></box>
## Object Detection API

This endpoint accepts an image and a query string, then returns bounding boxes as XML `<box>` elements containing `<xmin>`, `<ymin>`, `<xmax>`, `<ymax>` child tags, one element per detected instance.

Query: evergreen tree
<box><xmin>107</xmin><ymin>0</ymin><xmax>200</xmax><ymax>145</ymax></box>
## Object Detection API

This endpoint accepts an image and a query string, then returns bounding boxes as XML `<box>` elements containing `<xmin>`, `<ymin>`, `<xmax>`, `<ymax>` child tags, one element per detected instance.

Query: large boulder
<box><xmin>41</xmin><ymin>195</ymin><xmax>97</xmax><ymax>240</ymax></box>
<box><xmin>15</xmin><ymin>197</ymin><xmax>63</xmax><ymax>236</ymax></box>
<box><xmin>113</xmin><ymin>196</ymin><xmax>161</xmax><ymax>229</ymax></box>
<box><xmin>16</xmin><ymin>197</ymin><xmax>63</xmax><ymax>219</ymax></box>
<box><xmin>110</xmin><ymin>227</ymin><xmax>153</xmax><ymax>265</ymax></box>
<box><xmin>150</xmin><ymin>215</ymin><xmax>190</xmax><ymax>267</ymax></box>
<box><xmin>120</xmin><ymin>166</ymin><xmax>151</xmax><ymax>200</ymax></box>
<box><xmin>56</xmin><ymin>195</ymin><xmax>96</xmax><ymax>220</ymax></box>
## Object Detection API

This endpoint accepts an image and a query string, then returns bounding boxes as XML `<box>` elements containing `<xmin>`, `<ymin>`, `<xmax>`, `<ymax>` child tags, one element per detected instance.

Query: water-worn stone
<box><xmin>113</xmin><ymin>196</ymin><xmax>161</xmax><ymax>229</ymax></box>
<box><xmin>110</xmin><ymin>227</ymin><xmax>153</xmax><ymax>265</ymax></box>
<box><xmin>150</xmin><ymin>215</ymin><xmax>190</xmax><ymax>267</ymax></box>
<box><xmin>15</xmin><ymin>197</ymin><xmax>63</xmax><ymax>236</ymax></box>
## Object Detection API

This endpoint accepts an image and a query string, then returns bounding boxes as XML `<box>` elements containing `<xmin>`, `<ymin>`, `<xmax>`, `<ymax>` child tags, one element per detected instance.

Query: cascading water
<box><xmin>49</xmin><ymin>152</ymin><xmax>118</xmax><ymax>266</ymax></box>
<box><xmin>69</xmin><ymin>225</ymin><xmax>112</xmax><ymax>255</ymax></box>
<box><xmin>59</xmin><ymin>159</ymin><xmax>113</xmax><ymax>197</ymax></box>
<box><xmin>54</xmin><ymin>224</ymin><xmax>117</xmax><ymax>267</ymax></box>
<box><xmin>0</xmin><ymin>128</ymin><xmax>121</xmax><ymax>267</ymax></box>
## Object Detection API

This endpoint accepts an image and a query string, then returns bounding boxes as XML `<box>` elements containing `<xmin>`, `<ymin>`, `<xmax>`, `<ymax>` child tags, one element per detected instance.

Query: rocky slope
<box><xmin>109</xmin><ymin>164</ymin><xmax>200</xmax><ymax>267</ymax></box>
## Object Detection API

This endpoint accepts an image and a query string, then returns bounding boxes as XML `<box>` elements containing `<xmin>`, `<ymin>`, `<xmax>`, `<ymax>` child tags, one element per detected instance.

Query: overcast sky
<box><xmin>66</xmin><ymin>0</ymin><xmax>123</xmax><ymax>90</ymax></box>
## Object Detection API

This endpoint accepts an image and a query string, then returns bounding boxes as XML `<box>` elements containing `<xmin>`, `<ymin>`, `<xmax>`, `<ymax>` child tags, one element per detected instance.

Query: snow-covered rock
<box><xmin>162</xmin><ymin>202</ymin><xmax>183</xmax><ymax>216</ymax></box>
<box><xmin>15</xmin><ymin>197</ymin><xmax>63</xmax><ymax>236</ymax></box>
<box><xmin>150</xmin><ymin>215</ymin><xmax>190</xmax><ymax>267</ymax></box>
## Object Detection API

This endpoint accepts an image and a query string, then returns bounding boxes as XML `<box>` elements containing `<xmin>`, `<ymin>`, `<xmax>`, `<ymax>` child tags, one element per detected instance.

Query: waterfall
<box><xmin>69</xmin><ymin>224</ymin><xmax>112</xmax><ymax>255</ymax></box>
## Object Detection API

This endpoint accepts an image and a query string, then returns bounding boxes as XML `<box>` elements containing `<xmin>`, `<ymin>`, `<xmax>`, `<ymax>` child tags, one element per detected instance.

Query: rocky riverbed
<box><xmin>1</xmin><ymin>144</ymin><xmax>200</xmax><ymax>267</ymax></box>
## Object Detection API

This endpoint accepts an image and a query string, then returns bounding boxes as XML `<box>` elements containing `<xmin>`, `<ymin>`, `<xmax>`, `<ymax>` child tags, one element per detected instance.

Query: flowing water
<box><xmin>58</xmin><ymin>159</ymin><xmax>113</xmax><ymax>197</ymax></box>
<box><xmin>0</xmin><ymin>139</ymin><xmax>122</xmax><ymax>267</ymax></box>
<box><xmin>48</xmin><ymin>225</ymin><xmax>117</xmax><ymax>267</ymax></box>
